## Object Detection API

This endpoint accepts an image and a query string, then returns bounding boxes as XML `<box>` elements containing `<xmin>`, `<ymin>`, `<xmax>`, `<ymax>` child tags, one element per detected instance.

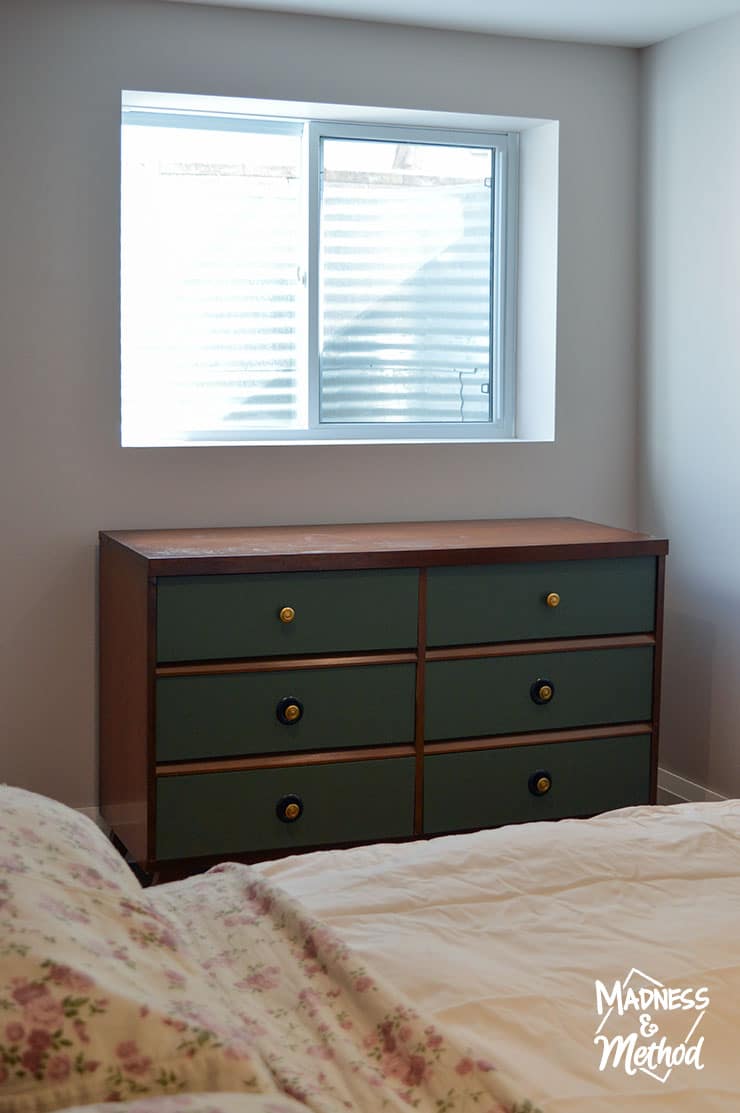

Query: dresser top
<box><xmin>100</xmin><ymin>518</ymin><xmax>668</xmax><ymax>575</ymax></box>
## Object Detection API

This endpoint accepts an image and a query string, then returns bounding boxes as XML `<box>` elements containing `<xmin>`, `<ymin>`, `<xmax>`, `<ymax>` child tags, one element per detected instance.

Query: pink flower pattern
<box><xmin>153</xmin><ymin>864</ymin><xmax>540</xmax><ymax>1113</ymax></box>
<box><xmin>0</xmin><ymin>784</ymin><xmax>541</xmax><ymax>1113</ymax></box>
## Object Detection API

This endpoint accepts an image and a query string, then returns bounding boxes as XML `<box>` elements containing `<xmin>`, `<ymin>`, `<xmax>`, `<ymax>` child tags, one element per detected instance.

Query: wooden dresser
<box><xmin>98</xmin><ymin>518</ymin><xmax>668</xmax><ymax>879</ymax></box>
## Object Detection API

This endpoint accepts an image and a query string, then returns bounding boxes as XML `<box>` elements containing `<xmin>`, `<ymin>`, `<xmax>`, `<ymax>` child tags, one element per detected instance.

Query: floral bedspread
<box><xmin>0</xmin><ymin>786</ymin><xmax>541</xmax><ymax>1113</ymax></box>
<box><xmin>150</xmin><ymin>863</ymin><xmax>540</xmax><ymax>1112</ymax></box>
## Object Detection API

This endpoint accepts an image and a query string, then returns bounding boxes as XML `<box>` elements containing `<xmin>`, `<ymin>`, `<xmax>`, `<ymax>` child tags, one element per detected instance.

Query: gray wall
<box><xmin>0</xmin><ymin>0</ymin><xmax>640</xmax><ymax>808</ymax></box>
<box><xmin>641</xmin><ymin>14</ymin><xmax>740</xmax><ymax>795</ymax></box>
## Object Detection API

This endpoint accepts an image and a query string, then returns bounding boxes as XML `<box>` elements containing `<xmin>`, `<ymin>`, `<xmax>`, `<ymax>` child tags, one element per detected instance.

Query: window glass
<box><xmin>122</xmin><ymin>118</ymin><xmax>303</xmax><ymax>444</ymax></box>
<box><xmin>319</xmin><ymin>138</ymin><xmax>493</xmax><ymax>424</ymax></box>
<box><xmin>121</xmin><ymin>101</ymin><xmax>514</xmax><ymax>445</ymax></box>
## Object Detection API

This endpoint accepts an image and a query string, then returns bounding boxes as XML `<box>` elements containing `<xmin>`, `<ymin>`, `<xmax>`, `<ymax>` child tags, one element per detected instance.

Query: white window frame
<box><xmin>121</xmin><ymin>94</ymin><xmax>520</xmax><ymax>446</ymax></box>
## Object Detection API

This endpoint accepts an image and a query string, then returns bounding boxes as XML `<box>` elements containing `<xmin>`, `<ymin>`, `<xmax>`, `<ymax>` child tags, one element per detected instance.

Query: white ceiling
<box><xmin>164</xmin><ymin>0</ymin><xmax>740</xmax><ymax>47</ymax></box>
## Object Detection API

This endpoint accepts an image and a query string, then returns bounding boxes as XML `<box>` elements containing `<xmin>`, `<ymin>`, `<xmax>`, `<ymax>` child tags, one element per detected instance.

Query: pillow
<box><xmin>0</xmin><ymin>786</ymin><xmax>275</xmax><ymax>1113</ymax></box>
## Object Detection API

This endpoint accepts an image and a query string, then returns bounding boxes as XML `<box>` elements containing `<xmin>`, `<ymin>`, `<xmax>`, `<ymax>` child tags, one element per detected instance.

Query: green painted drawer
<box><xmin>427</xmin><ymin>557</ymin><xmax>656</xmax><ymax>646</ymax></box>
<box><xmin>156</xmin><ymin>663</ymin><xmax>415</xmax><ymax>762</ymax></box>
<box><xmin>425</xmin><ymin>646</ymin><xmax>653</xmax><ymax>740</ymax></box>
<box><xmin>157</xmin><ymin>568</ymin><xmax>419</xmax><ymax>662</ymax></box>
<box><xmin>424</xmin><ymin>734</ymin><xmax>651</xmax><ymax>833</ymax></box>
<box><xmin>155</xmin><ymin>756</ymin><xmax>415</xmax><ymax>859</ymax></box>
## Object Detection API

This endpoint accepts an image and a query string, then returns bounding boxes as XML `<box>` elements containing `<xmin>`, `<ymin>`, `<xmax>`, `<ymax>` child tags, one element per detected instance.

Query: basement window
<box><xmin>121</xmin><ymin>93</ymin><xmax>520</xmax><ymax>446</ymax></box>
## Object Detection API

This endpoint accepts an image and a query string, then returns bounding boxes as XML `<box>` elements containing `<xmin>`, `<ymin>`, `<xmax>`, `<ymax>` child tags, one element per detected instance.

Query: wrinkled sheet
<box><xmin>254</xmin><ymin>801</ymin><xmax>740</xmax><ymax>1111</ymax></box>
<box><xmin>59</xmin><ymin>1097</ymin><xmax>307</xmax><ymax>1113</ymax></box>
<box><xmin>151</xmin><ymin>864</ymin><xmax>539</xmax><ymax>1113</ymax></box>
<box><xmin>0</xmin><ymin>784</ymin><xmax>538</xmax><ymax>1113</ymax></box>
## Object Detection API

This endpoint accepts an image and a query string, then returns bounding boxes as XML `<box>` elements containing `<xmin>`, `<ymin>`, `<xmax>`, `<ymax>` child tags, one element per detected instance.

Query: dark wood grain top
<box><xmin>100</xmin><ymin>519</ymin><xmax>668</xmax><ymax>576</ymax></box>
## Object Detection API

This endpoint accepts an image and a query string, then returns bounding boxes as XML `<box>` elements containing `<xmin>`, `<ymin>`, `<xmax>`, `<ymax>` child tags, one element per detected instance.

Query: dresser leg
<box><xmin>108</xmin><ymin>829</ymin><xmax>156</xmax><ymax>887</ymax></box>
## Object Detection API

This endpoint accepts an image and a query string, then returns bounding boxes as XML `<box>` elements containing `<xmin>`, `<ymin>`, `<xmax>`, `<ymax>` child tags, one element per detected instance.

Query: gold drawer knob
<box><xmin>530</xmin><ymin>678</ymin><xmax>555</xmax><ymax>705</ymax></box>
<box><xmin>279</xmin><ymin>606</ymin><xmax>296</xmax><ymax>624</ymax></box>
<box><xmin>276</xmin><ymin>696</ymin><xmax>304</xmax><ymax>725</ymax></box>
<box><xmin>276</xmin><ymin>794</ymin><xmax>303</xmax><ymax>823</ymax></box>
<box><xmin>528</xmin><ymin>770</ymin><xmax>552</xmax><ymax>796</ymax></box>
<box><xmin>546</xmin><ymin>592</ymin><xmax>560</xmax><ymax>608</ymax></box>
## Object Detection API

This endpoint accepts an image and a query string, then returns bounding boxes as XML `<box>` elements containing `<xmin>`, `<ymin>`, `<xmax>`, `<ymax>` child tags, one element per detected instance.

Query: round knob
<box><xmin>279</xmin><ymin>606</ymin><xmax>296</xmax><ymax>624</ymax></box>
<box><xmin>528</xmin><ymin>770</ymin><xmax>552</xmax><ymax>796</ymax></box>
<box><xmin>276</xmin><ymin>696</ymin><xmax>303</xmax><ymax>725</ymax></box>
<box><xmin>546</xmin><ymin>592</ymin><xmax>560</xmax><ymax>608</ymax></box>
<box><xmin>276</xmin><ymin>794</ymin><xmax>303</xmax><ymax>822</ymax></box>
<box><xmin>530</xmin><ymin>678</ymin><xmax>555</xmax><ymax>705</ymax></box>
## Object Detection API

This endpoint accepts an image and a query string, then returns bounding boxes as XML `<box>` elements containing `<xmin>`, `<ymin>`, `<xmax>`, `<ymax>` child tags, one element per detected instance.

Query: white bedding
<box><xmin>256</xmin><ymin>801</ymin><xmax>740</xmax><ymax>1110</ymax></box>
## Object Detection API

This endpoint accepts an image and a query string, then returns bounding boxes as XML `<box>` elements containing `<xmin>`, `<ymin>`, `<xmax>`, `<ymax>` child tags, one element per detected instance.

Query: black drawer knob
<box><xmin>276</xmin><ymin>696</ymin><xmax>303</xmax><ymax>725</ymax></box>
<box><xmin>530</xmin><ymin>678</ymin><xmax>555</xmax><ymax>704</ymax></box>
<box><xmin>529</xmin><ymin>769</ymin><xmax>553</xmax><ymax>796</ymax></box>
<box><xmin>276</xmin><ymin>794</ymin><xmax>303</xmax><ymax>822</ymax></box>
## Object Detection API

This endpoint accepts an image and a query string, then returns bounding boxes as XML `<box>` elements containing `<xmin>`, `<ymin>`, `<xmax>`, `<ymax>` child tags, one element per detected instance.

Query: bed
<box><xmin>2</xmin><ymin>785</ymin><xmax>739</xmax><ymax>1113</ymax></box>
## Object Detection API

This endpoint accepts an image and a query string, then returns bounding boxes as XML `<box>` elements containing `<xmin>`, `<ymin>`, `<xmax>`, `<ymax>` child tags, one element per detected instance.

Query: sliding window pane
<box><xmin>122</xmin><ymin>115</ymin><xmax>303</xmax><ymax>444</ymax></box>
<box><xmin>319</xmin><ymin>138</ymin><xmax>493</xmax><ymax>425</ymax></box>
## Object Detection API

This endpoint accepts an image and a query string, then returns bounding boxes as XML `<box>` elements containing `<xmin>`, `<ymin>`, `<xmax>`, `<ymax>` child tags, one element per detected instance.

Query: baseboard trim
<box><xmin>657</xmin><ymin>767</ymin><xmax>727</xmax><ymax>805</ymax></box>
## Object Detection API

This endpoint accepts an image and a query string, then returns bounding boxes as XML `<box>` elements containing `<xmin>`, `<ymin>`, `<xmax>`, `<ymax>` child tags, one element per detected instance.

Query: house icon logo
<box><xmin>593</xmin><ymin>968</ymin><xmax>709</xmax><ymax>1083</ymax></box>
